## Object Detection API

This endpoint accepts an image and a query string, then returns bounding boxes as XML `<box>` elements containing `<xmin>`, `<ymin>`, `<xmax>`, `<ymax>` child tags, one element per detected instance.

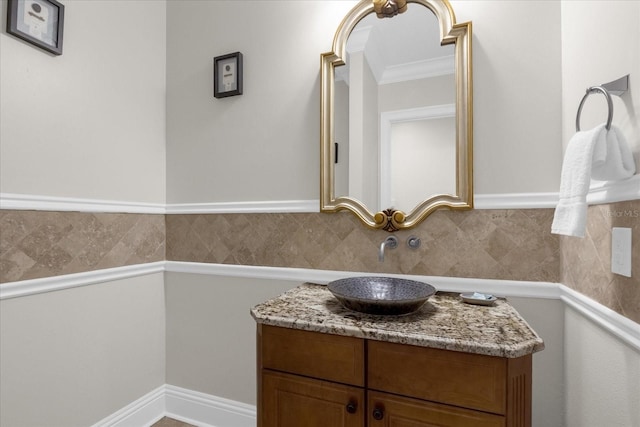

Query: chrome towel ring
<box><xmin>575</xmin><ymin>74</ymin><xmax>629</xmax><ymax>132</ymax></box>
<box><xmin>576</xmin><ymin>86</ymin><xmax>613</xmax><ymax>132</ymax></box>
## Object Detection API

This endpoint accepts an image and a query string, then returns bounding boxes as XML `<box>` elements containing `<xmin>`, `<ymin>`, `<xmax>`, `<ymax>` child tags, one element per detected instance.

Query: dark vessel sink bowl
<box><xmin>327</xmin><ymin>276</ymin><xmax>436</xmax><ymax>315</ymax></box>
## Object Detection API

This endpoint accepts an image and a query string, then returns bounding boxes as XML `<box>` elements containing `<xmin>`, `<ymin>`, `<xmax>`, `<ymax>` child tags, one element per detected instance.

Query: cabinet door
<box><xmin>261</xmin><ymin>370</ymin><xmax>364</xmax><ymax>427</ymax></box>
<box><xmin>368</xmin><ymin>390</ymin><xmax>505</xmax><ymax>427</ymax></box>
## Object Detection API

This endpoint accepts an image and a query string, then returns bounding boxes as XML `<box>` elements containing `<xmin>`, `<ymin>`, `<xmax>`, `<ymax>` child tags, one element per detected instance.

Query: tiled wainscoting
<box><xmin>0</xmin><ymin>211</ymin><xmax>165</xmax><ymax>283</ymax></box>
<box><xmin>1</xmin><ymin>199</ymin><xmax>639</xmax><ymax>322</ymax></box>
<box><xmin>560</xmin><ymin>200</ymin><xmax>640</xmax><ymax>322</ymax></box>
<box><xmin>166</xmin><ymin>209</ymin><xmax>560</xmax><ymax>282</ymax></box>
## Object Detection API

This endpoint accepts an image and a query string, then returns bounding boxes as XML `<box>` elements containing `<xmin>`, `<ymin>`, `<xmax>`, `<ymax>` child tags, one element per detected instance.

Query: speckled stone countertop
<box><xmin>251</xmin><ymin>283</ymin><xmax>544</xmax><ymax>358</ymax></box>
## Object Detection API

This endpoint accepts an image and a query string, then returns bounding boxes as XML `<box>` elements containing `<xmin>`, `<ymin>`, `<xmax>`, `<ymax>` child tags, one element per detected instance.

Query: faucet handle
<box><xmin>407</xmin><ymin>236</ymin><xmax>421</xmax><ymax>249</ymax></box>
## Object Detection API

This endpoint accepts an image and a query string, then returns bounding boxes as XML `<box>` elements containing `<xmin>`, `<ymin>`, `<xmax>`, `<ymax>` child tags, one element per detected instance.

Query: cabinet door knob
<box><xmin>346</xmin><ymin>401</ymin><xmax>357</xmax><ymax>414</ymax></box>
<box><xmin>372</xmin><ymin>407</ymin><xmax>384</xmax><ymax>420</ymax></box>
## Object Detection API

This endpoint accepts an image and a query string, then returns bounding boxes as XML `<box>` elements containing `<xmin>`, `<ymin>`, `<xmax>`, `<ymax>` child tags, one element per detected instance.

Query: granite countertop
<box><xmin>250</xmin><ymin>283</ymin><xmax>544</xmax><ymax>358</ymax></box>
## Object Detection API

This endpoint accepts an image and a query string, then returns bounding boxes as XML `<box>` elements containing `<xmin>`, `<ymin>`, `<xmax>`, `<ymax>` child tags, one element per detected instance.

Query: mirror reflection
<box><xmin>334</xmin><ymin>7</ymin><xmax>456</xmax><ymax>213</ymax></box>
<box><xmin>320</xmin><ymin>0</ymin><xmax>473</xmax><ymax>231</ymax></box>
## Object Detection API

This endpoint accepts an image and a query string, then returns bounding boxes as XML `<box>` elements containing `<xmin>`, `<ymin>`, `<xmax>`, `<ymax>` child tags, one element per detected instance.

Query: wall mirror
<box><xmin>320</xmin><ymin>0</ymin><xmax>473</xmax><ymax>231</ymax></box>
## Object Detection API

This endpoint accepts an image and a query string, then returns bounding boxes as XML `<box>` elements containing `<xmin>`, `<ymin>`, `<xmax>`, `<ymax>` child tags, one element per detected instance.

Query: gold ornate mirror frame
<box><xmin>320</xmin><ymin>0</ymin><xmax>473</xmax><ymax>232</ymax></box>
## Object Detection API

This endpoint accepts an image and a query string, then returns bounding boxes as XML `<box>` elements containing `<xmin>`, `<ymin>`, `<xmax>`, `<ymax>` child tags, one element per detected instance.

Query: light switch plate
<box><xmin>611</xmin><ymin>227</ymin><xmax>632</xmax><ymax>277</ymax></box>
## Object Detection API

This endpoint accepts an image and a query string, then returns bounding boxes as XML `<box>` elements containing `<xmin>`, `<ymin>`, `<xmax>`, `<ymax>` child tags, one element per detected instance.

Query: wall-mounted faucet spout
<box><xmin>379</xmin><ymin>235</ymin><xmax>398</xmax><ymax>262</ymax></box>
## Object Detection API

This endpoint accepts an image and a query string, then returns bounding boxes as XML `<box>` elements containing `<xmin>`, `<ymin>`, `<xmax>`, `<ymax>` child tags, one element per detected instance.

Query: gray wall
<box><xmin>1</xmin><ymin>1</ymin><xmax>167</xmax><ymax>425</ymax></box>
<box><xmin>560</xmin><ymin>0</ymin><xmax>640</xmax><ymax>164</ymax></box>
<box><xmin>0</xmin><ymin>274</ymin><xmax>166</xmax><ymax>426</ymax></box>
<box><xmin>165</xmin><ymin>273</ymin><xmax>298</xmax><ymax>404</ymax></box>
<box><xmin>0</xmin><ymin>0</ymin><xmax>166</xmax><ymax>203</ymax></box>
<box><xmin>165</xmin><ymin>0</ymin><xmax>563</xmax><ymax>202</ymax></box>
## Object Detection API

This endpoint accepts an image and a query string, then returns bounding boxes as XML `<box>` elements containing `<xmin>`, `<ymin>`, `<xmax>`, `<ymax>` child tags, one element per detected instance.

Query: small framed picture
<box><xmin>214</xmin><ymin>52</ymin><xmax>243</xmax><ymax>98</ymax></box>
<box><xmin>7</xmin><ymin>0</ymin><xmax>65</xmax><ymax>55</ymax></box>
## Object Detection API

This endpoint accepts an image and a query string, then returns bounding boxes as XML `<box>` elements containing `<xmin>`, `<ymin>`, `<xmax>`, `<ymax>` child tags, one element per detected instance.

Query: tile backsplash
<box><xmin>166</xmin><ymin>208</ymin><xmax>560</xmax><ymax>282</ymax></box>
<box><xmin>1</xmin><ymin>200</ymin><xmax>638</xmax><ymax>323</ymax></box>
<box><xmin>560</xmin><ymin>200</ymin><xmax>640</xmax><ymax>323</ymax></box>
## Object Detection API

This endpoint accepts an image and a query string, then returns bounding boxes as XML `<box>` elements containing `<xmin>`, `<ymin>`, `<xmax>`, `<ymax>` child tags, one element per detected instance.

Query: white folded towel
<box><xmin>591</xmin><ymin>124</ymin><xmax>636</xmax><ymax>181</ymax></box>
<box><xmin>551</xmin><ymin>123</ymin><xmax>636</xmax><ymax>238</ymax></box>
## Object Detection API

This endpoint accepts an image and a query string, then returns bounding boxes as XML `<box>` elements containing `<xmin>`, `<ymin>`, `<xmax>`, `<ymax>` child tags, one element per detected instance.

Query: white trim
<box><xmin>560</xmin><ymin>285</ymin><xmax>640</xmax><ymax>352</ymax></box>
<box><xmin>0</xmin><ymin>262</ymin><xmax>165</xmax><ymax>300</ymax></box>
<box><xmin>91</xmin><ymin>384</ymin><xmax>256</xmax><ymax>427</ymax></box>
<box><xmin>346</xmin><ymin>24</ymin><xmax>371</xmax><ymax>55</ymax></box>
<box><xmin>381</xmin><ymin>105</ymin><xmax>456</xmax><ymax>124</ymax></box>
<box><xmin>586</xmin><ymin>174</ymin><xmax>640</xmax><ymax>204</ymax></box>
<box><xmin>0</xmin><ymin>193</ymin><xmax>165</xmax><ymax>214</ymax></box>
<box><xmin>0</xmin><ymin>193</ymin><xmax>320</xmax><ymax>215</ymax></box>
<box><xmin>91</xmin><ymin>385</ymin><xmax>166</xmax><ymax>427</ymax></box>
<box><xmin>6</xmin><ymin>261</ymin><xmax>552</xmax><ymax>302</ymax></box>
<box><xmin>379</xmin><ymin>55</ymin><xmax>454</xmax><ymax>85</ymax></box>
<box><xmin>473</xmin><ymin>175</ymin><xmax>639</xmax><ymax>210</ymax></box>
<box><xmin>474</xmin><ymin>192</ymin><xmax>559</xmax><ymax>209</ymax></box>
<box><xmin>164</xmin><ymin>261</ymin><xmax>560</xmax><ymax>300</ymax></box>
<box><xmin>165</xmin><ymin>385</ymin><xmax>256</xmax><ymax>427</ymax></box>
<box><xmin>345</xmin><ymin>25</ymin><xmax>454</xmax><ymax>85</ymax></box>
<box><xmin>3</xmin><ymin>262</ymin><xmax>638</xmax><ymax>351</ymax></box>
<box><xmin>165</xmin><ymin>200</ymin><xmax>319</xmax><ymax>214</ymax></box>
<box><xmin>2</xmin><ymin>188</ymin><xmax>636</xmax><ymax>214</ymax></box>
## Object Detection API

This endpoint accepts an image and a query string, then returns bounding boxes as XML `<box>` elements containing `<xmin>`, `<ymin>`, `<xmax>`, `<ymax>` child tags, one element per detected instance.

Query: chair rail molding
<box><xmin>2</xmin><ymin>261</ymin><xmax>637</xmax><ymax>352</ymax></box>
<box><xmin>3</xmin><ymin>183</ymin><xmax>638</xmax><ymax>215</ymax></box>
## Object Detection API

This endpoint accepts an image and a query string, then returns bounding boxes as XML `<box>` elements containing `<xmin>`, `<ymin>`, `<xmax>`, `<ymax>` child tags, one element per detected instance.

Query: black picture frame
<box><xmin>214</xmin><ymin>52</ymin><xmax>243</xmax><ymax>98</ymax></box>
<box><xmin>7</xmin><ymin>0</ymin><xmax>65</xmax><ymax>55</ymax></box>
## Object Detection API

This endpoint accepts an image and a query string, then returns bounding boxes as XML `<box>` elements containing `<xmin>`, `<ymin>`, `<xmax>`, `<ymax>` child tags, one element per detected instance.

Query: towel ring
<box><xmin>575</xmin><ymin>86</ymin><xmax>613</xmax><ymax>132</ymax></box>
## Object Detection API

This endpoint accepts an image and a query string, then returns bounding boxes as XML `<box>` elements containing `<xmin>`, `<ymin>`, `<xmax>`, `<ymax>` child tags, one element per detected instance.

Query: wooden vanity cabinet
<box><xmin>258</xmin><ymin>324</ymin><xmax>532</xmax><ymax>427</ymax></box>
<box><xmin>258</xmin><ymin>325</ymin><xmax>365</xmax><ymax>427</ymax></box>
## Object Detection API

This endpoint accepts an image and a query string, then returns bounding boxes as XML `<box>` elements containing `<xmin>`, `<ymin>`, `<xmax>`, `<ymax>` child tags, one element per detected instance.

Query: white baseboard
<box><xmin>165</xmin><ymin>385</ymin><xmax>256</xmax><ymax>427</ymax></box>
<box><xmin>92</xmin><ymin>385</ymin><xmax>256</xmax><ymax>427</ymax></box>
<box><xmin>91</xmin><ymin>385</ymin><xmax>166</xmax><ymax>427</ymax></box>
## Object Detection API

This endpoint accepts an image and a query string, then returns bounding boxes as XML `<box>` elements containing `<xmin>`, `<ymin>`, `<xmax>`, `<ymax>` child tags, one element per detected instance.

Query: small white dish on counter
<box><xmin>460</xmin><ymin>292</ymin><xmax>497</xmax><ymax>306</ymax></box>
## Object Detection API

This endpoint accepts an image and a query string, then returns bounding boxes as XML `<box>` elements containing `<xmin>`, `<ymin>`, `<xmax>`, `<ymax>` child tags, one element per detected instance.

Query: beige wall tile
<box><xmin>3</xmin><ymin>201</ymin><xmax>637</xmax><ymax>324</ymax></box>
<box><xmin>166</xmin><ymin>209</ymin><xmax>560</xmax><ymax>282</ymax></box>
<box><xmin>560</xmin><ymin>200</ymin><xmax>640</xmax><ymax>323</ymax></box>
<box><xmin>0</xmin><ymin>211</ymin><xmax>165</xmax><ymax>283</ymax></box>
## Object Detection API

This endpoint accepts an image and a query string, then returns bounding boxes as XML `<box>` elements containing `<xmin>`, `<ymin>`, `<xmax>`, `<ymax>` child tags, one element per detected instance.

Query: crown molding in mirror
<box><xmin>320</xmin><ymin>0</ymin><xmax>473</xmax><ymax>232</ymax></box>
